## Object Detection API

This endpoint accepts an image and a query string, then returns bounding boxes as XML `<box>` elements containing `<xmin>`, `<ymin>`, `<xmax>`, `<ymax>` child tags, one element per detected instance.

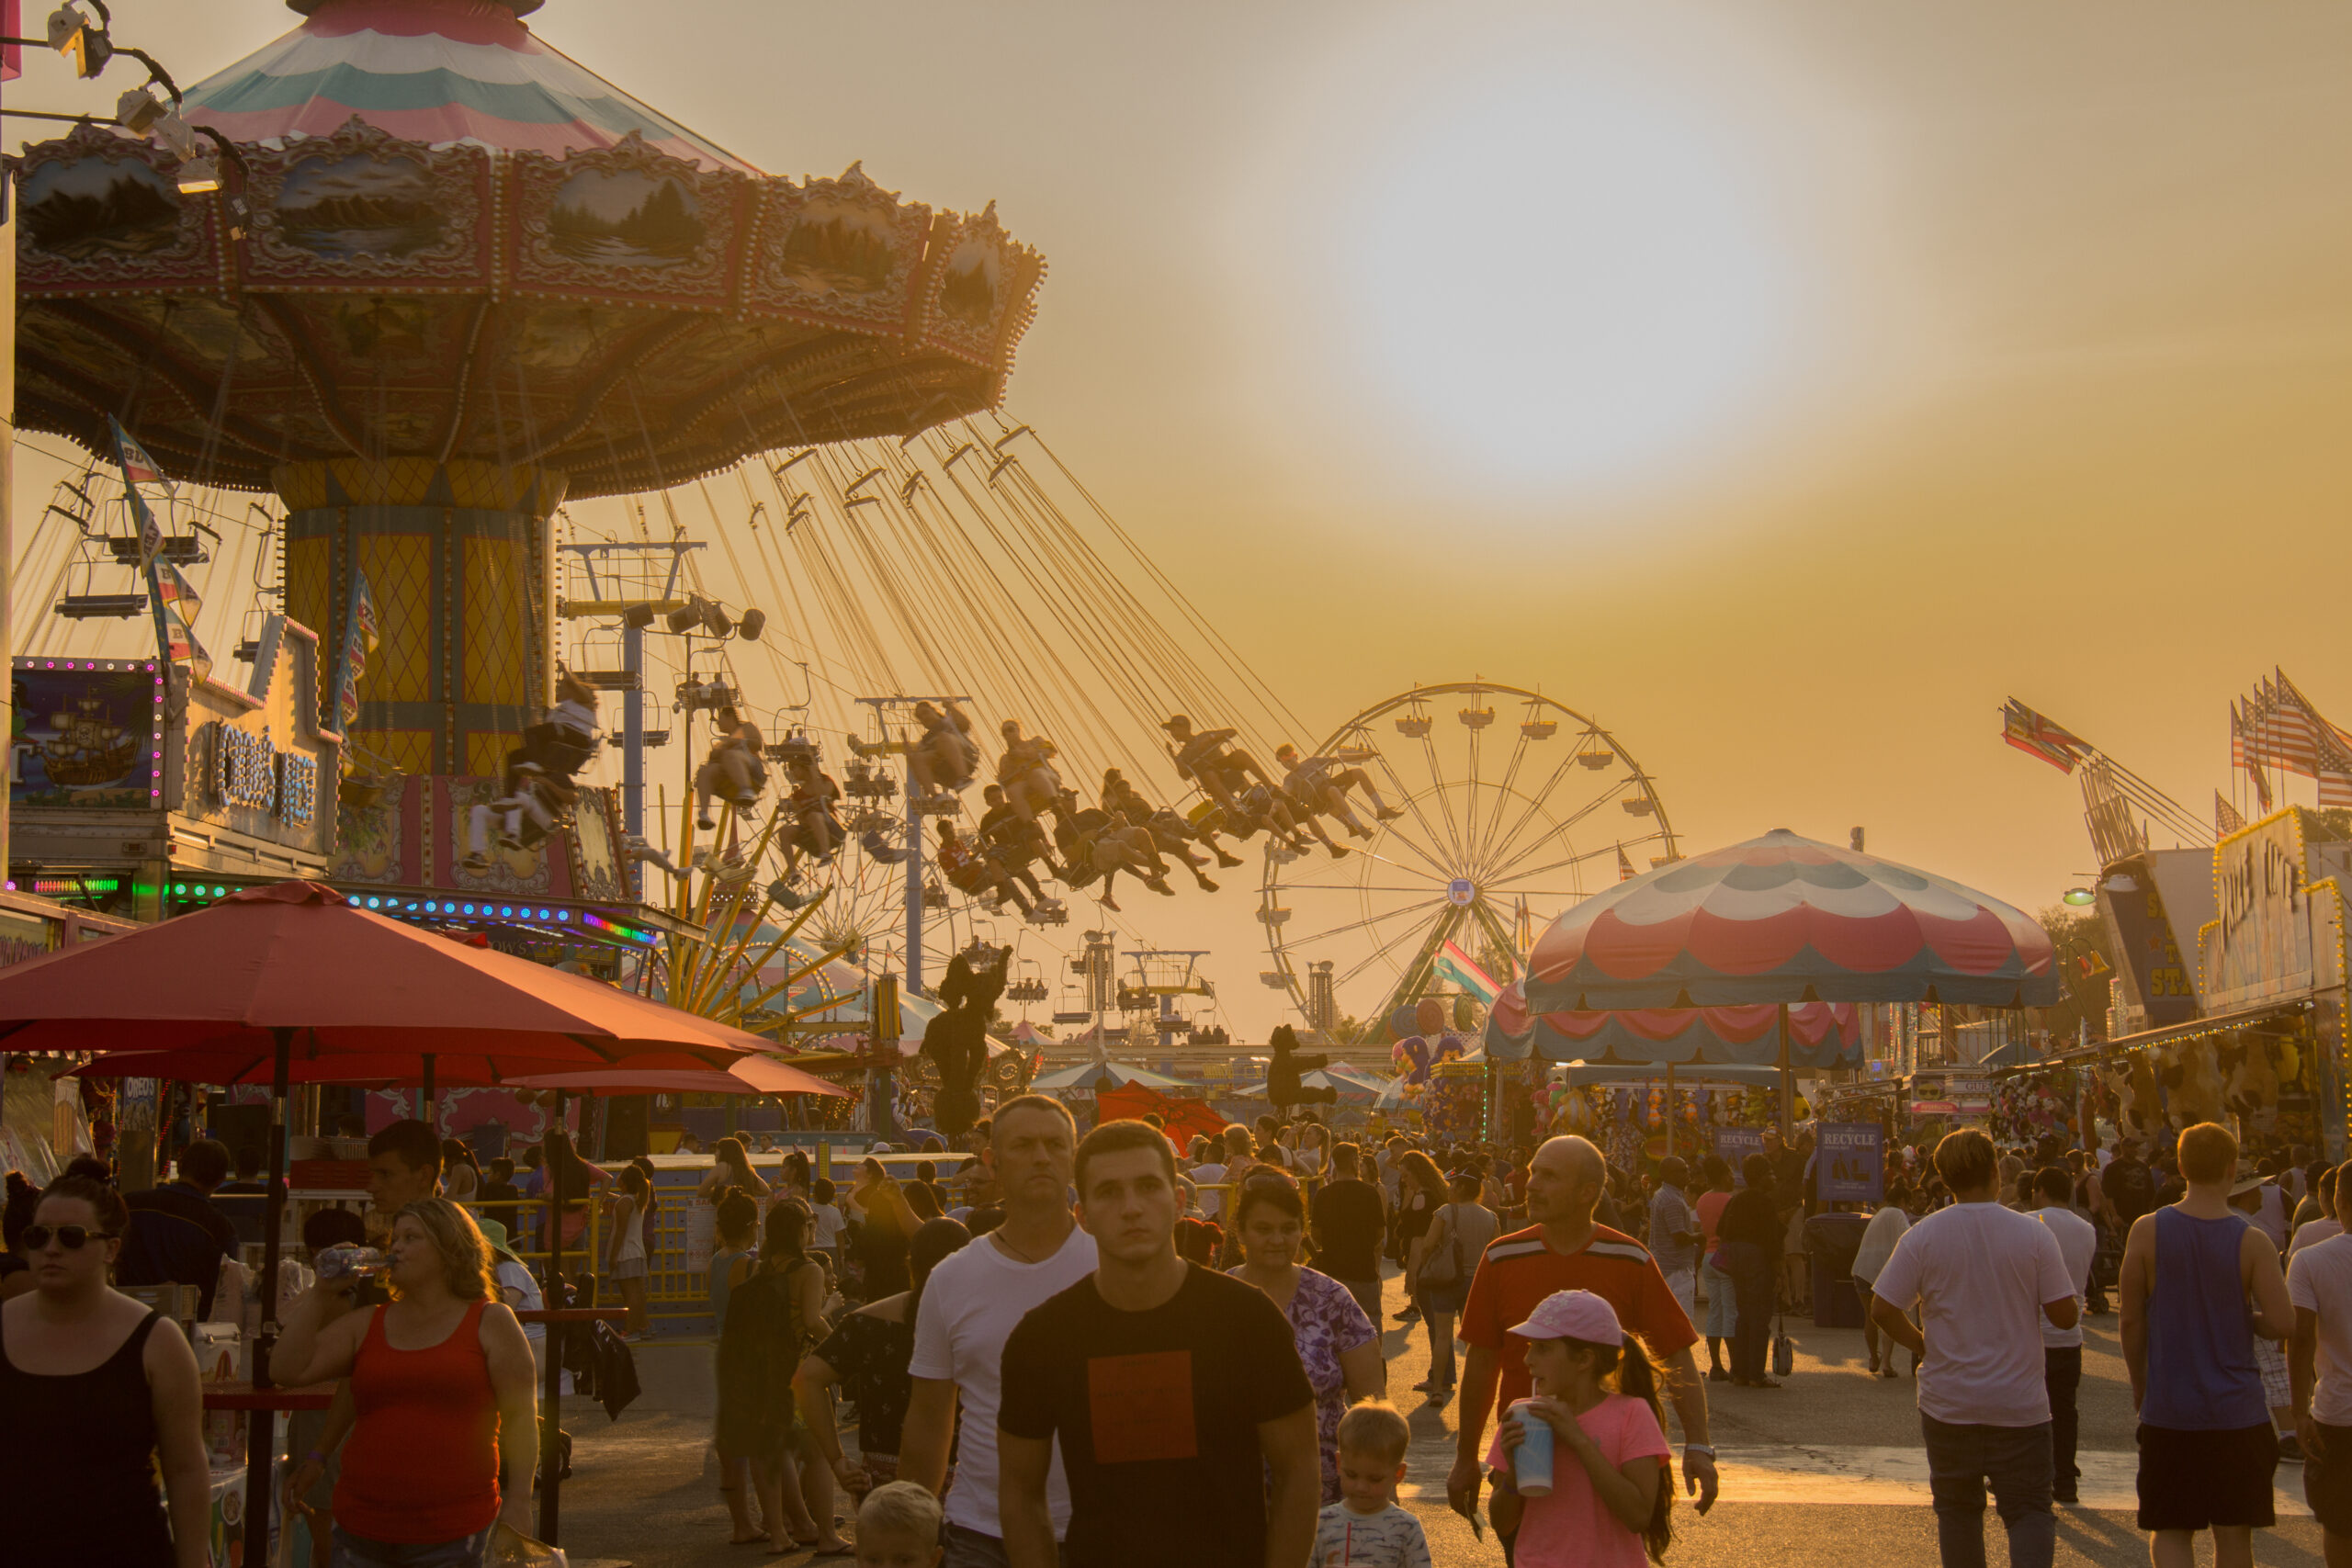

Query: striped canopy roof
<box><xmin>1483</xmin><ymin>980</ymin><xmax>1862</xmax><ymax>1069</ymax></box>
<box><xmin>182</xmin><ymin>0</ymin><xmax>758</xmax><ymax>173</ymax></box>
<box><xmin>1525</xmin><ymin>829</ymin><xmax>2059</xmax><ymax>1011</ymax></box>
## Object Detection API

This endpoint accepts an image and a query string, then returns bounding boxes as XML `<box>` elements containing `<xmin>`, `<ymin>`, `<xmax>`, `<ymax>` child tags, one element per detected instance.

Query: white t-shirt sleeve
<box><xmin>2033</xmin><ymin>1223</ymin><xmax>2074</xmax><ymax>1304</ymax></box>
<box><xmin>2291</xmin><ymin>1247</ymin><xmax>2322</xmax><ymax>1314</ymax></box>
<box><xmin>1871</xmin><ymin>1226</ymin><xmax>1924</xmax><ymax>1313</ymax></box>
<box><xmin>908</xmin><ymin>1258</ymin><xmax>956</xmax><ymax>1382</ymax></box>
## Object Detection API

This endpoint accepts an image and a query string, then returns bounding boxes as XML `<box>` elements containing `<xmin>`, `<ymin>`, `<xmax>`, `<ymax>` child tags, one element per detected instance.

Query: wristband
<box><xmin>1682</xmin><ymin>1444</ymin><xmax>1715</xmax><ymax>1457</ymax></box>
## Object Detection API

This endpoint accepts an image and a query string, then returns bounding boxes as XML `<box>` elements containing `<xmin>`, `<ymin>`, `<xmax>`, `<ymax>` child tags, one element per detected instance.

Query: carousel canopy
<box><xmin>1523</xmin><ymin>829</ymin><xmax>2059</xmax><ymax>1012</ymax></box>
<box><xmin>184</xmin><ymin>0</ymin><xmax>757</xmax><ymax>172</ymax></box>
<box><xmin>11</xmin><ymin>0</ymin><xmax>1044</xmax><ymax>497</ymax></box>
<box><xmin>1485</xmin><ymin>981</ymin><xmax>1862</xmax><ymax>1070</ymax></box>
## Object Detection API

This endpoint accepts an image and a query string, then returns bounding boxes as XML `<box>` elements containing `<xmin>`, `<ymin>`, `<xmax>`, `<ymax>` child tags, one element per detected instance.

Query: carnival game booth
<box><xmin>2060</xmin><ymin>807</ymin><xmax>2348</xmax><ymax>1157</ymax></box>
<box><xmin>9</xmin><ymin>625</ymin><xmax>340</xmax><ymax>922</ymax></box>
<box><xmin>1486</xmin><ymin>978</ymin><xmax>1863</xmax><ymax>1163</ymax></box>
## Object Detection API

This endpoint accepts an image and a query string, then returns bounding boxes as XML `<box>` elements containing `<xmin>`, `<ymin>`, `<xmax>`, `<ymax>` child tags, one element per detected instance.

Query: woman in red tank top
<box><xmin>273</xmin><ymin>1197</ymin><xmax>540</xmax><ymax>1566</ymax></box>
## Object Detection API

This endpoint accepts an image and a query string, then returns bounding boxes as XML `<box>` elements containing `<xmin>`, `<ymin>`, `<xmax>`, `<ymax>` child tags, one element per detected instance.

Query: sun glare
<box><xmin>1340</xmin><ymin>62</ymin><xmax>1804</xmax><ymax>497</ymax></box>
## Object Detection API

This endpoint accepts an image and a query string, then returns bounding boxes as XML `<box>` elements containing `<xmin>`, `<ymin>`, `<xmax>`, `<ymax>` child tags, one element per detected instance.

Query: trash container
<box><xmin>1804</xmin><ymin>1211</ymin><xmax>1870</xmax><ymax>1329</ymax></box>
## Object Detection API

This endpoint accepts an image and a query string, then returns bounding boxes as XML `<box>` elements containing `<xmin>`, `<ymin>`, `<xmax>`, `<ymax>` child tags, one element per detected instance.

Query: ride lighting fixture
<box><xmin>622</xmin><ymin>603</ymin><xmax>656</xmax><ymax>630</ymax></box>
<box><xmin>701</xmin><ymin>602</ymin><xmax>735</xmax><ymax>638</ymax></box>
<box><xmin>664</xmin><ymin>600</ymin><xmax>704</xmax><ymax>635</ymax></box>
<box><xmin>736</xmin><ymin>608</ymin><xmax>765</xmax><ymax>642</ymax></box>
<box><xmin>175</xmin><ymin>156</ymin><xmax>221</xmax><ymax>196</ymax></box>
<box><xmin>2062</xmin><ymin>887</ymin><xmax>2097</xmax><ymax>907</ymax></box>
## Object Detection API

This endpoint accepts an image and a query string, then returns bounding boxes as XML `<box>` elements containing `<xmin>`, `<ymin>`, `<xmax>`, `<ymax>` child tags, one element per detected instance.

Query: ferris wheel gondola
<box><xmin>1261</xmin><ymin>682</ymin><xmax>1679</xmax><ymax>1042</ymax></box>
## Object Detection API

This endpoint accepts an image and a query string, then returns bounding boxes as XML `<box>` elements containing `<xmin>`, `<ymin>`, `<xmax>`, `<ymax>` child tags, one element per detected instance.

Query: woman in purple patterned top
<box><xmin>1228</xmin><ymin>1172</ymin><xmax>1385</xmax><ymax>1502</ymax></box>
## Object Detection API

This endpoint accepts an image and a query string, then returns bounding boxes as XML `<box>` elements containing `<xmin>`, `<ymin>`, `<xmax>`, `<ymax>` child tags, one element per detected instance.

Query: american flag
<box><xmin>334</xmin><ymin>569</ymin><xmax>380</xmax><ymax>731</ymax></box>
<box><xmin>1617</xmin><ymin>845</ymin><xmax>1636</xmax><ymax>882</ymax></box>
<box><xmin>2233</xmin><ymin>671</ymin><xmax>2352</xmax><ymax>807</ymax></box>
<box><xmin>2001</xmin><ymin>699</ymin><xmax>2092</xmax><ymax>774</ymax></box>
<box><xmin>2214</xmin><ymin>792</ymin><xmax>2245</xmax><ymax>835</ymax></box>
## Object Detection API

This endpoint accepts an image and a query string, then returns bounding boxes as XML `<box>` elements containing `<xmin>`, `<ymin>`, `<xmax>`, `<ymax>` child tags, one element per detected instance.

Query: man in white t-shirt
<box><xmin>2030</xmin><ymin>1165</ymin><xmax>2100</xmax><ymax>1506</ymax></box>
<box><xmin>902</xmin><ymin>1093</ymin><xmax>1099</xmax><ymax>1567</ymax></box>
<box><xmin>2289</xmin><ymin>1202</ymin><xmax>2352</xmax><ymax>1559</ymax></box>
<box><xmin>1871</xmin><ymin>1128</ymin><xmax>2077</xmax><ymax>1568</ymax></box>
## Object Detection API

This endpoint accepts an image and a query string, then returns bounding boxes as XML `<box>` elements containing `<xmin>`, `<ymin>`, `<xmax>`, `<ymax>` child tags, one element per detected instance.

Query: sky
<box><xmin>10</xmin><ymin>1</ymin><xmax>2352</xmax><ymax>1041</ymax></box>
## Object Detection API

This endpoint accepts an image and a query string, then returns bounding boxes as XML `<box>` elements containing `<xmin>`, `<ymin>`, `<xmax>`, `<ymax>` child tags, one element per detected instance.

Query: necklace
<box><xmin>991</xmin><ymin>1213</ymin><xmax>1073</xmax><ymax>1265</ymax></box>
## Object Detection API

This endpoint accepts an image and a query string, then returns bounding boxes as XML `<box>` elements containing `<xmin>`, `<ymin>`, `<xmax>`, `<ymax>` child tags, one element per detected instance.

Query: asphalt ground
<box><xmin>545</xmin><ymin>1268</ymin><xmax>2333</xmax><ymax>1567</ymax></box>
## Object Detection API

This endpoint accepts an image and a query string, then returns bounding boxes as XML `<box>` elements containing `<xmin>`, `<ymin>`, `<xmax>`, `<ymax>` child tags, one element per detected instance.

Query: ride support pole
<box><xmin>539</xmin><ymin>1089</ymin><xmax>569</xmax><ymax>1543</ymax></box>
<box><xmin>244</xmin><ymin>1026</ymin><xmax>294</xmax><ymax>1567</ymax></box>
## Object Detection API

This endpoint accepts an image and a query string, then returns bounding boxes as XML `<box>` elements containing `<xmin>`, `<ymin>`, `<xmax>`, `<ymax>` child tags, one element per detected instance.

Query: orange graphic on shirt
<box><xmin>1086</xmin><ymin>1350</ymin><xmax>1197</xmax><ymax>1463</ymax></box>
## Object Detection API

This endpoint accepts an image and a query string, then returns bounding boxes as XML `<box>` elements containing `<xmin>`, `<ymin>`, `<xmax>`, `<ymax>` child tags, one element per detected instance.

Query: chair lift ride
<box><xmin>1272</xmin><ymin>742</ymin><xmax>1405</xmax><ymax>841</ymax></box>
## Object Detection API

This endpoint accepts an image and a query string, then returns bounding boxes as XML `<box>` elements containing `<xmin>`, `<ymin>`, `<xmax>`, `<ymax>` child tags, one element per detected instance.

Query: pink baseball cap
<box><xmin>1509</xmin><ymin>1289</ymin><xmax>1624</xmax><ymax>1344</ymax></box>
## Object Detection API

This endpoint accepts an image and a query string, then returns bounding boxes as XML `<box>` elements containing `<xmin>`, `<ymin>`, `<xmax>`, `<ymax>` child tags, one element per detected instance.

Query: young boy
<box><xmin>1314</xmin><ymin>1402</ymin><xmax>1432</xmax><ymax>1567</ymax></box>
<box><xmin>854</xmin><ymin>1481</ymin><xmax>943</xmax><ymax>1568</ymax></box>
<box><xmin>810</xmin><ymin>1178</ymin><xmax>846</xmax><ymax>1270</ymax></box>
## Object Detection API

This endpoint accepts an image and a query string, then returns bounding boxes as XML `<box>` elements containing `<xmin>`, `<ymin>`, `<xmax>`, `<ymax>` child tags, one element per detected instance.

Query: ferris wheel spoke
<box><xmin>1274</xmin><ymin>895</ymin><xmax>1451</xmax><ymax>956</ymax></box>
<box><xmin>1363</xmin><ymin>750</ymin><xmax>1460</xmax><ymax>880</ymax></box>
<box><xmin>1475</xmin><ymin>726</ymin><xmax>1534</xmax><ymax>868</ymax></box>
<box><xmin>1418</xmin><ymin>729</ymin><xmax>1471</xmax><ymax>866</ymax></box>
<box><xmin>1476</xmin><ymin>779</ymin><xmax>1635</xmax><ymax>886</ymax></box>
<box><xmin>1474</xmin><ymin>750</ymin><xmax>1589</xmax><ymax>880</ymax></box>
<box><xmin>1492</xmin><ymin>840</ymin><xmax>1639</xmax><ymax>890</ymax></box>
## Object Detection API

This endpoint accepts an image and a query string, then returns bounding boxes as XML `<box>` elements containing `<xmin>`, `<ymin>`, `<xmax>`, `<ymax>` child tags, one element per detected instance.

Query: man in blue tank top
<box><xmin>2119</xmin><ymin>1121</ymin><xmax>2294</xmax><ymax>1568</ymax></box>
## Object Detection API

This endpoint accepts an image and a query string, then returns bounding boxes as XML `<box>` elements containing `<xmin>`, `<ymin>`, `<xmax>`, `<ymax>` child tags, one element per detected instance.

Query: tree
<box><xmin>2038</xmin><ymin>903</ymin><xmax>2116</xmax><ymax>1046</ymax></box>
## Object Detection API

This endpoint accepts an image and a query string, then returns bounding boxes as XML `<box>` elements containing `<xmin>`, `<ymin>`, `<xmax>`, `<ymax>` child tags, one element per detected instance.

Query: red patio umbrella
<box><xmin>0</xmin><ymin>880</ymin><xmax>756</xmax><ymax>1556</ymax></box>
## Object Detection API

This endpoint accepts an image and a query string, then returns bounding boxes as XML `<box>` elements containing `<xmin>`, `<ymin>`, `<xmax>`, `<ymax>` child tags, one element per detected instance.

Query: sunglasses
<box><xmin>21</xmin><ymin>1224</ymin><xmax>119</xmax><ymax>1251</ymax></box>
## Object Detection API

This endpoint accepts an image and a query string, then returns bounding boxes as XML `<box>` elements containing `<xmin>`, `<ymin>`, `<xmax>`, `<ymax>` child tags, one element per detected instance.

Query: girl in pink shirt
<box><xmin>1487</xmin><ymin>1289</ymin><xmax>1674</xmax><ymax>1568</ymax></box>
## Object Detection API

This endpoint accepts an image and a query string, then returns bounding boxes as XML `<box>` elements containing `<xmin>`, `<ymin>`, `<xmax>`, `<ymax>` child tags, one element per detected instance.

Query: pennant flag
<box><xmin>2001</xmin><ymin>699</ymin><xmax>2092</xmax><ymax>774</ymax></box>
<box><xmin>1616</xmin><ymin>845</ymin><xmax>1636</xmax><ymax>882</ymax></box>
<box><xmin>107</xmin><ymin>416</ymin><xmax>175</xmax><ymax>493</ymax></box>
<box><xmin>1432</xmin><ymin>938</ymin><xmax>1502</xmax><ymax>1006</ymax></box>
<box><xmin>2215</xmin><ymin>792</ymin><xmax>2245</xmax><ymax>835</ymax></box>
<box><xmin>2076</xmin><ymin>951</ymin><xmax>2110</xmax><ymax>980</ymax></box>
<box><xmin>3</xmin><ymin>0</ymin><xmax>22</xmax><ymax>83</ymax></box>
<box><xmin>330</xmin><ymin>568</ymin><xmax>380</xmax><ymax>734</ymax></box>
<box><xmin>149</xmin><ymin>560</ymin><xmax>211</xmax><ymax>684</ymax></box>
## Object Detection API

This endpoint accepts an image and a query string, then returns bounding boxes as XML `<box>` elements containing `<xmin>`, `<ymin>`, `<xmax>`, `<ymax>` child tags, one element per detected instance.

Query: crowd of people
<box><xmin>17</xmin><ymin>1096</ymin><xmax>2352</xmax><ymax>1568</ymax></box>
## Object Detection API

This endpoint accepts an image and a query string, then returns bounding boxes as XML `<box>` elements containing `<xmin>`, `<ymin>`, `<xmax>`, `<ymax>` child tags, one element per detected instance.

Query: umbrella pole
<box><xmin>1777</xmin><ymin>1004</ymin><xmax>1794</xmax><ymax>1141</ymax></box>
<box><xmin>244</xmin><ymin>1025</ymin><xmax>293</xmax><ymax>1567</ymax></box>
<box><xmin>421</xmin><ymin>1053</ymin><xmax>435</xmax><ymax>1128</ymax></box>
<box><xmin>1666</xmin><ymin>1061</ymin><xmax>1676</xmax><ymax>1163</ymax></box>
<box><xmin>539</xmin><ymin>1088</ymin><xmax>568</xmax><ymax>1545</ymax></box>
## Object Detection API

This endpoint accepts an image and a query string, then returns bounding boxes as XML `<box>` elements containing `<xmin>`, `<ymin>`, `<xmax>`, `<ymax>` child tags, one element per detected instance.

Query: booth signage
<box><xmin>2100</xmin><ymin>852</ymin><xmax>2198</xmax><ymax>1028</ymax></box>
<box><xmin>2207</xmin><ymin>811</ymin><xmax>2320</xmax><ymax>1006</ymax></box>
<box><xmin>1715</xmin><ymin>1125</ymin><xmax>1763</xmax><ymax>1185</ymax></box>
<box><xmin>8</xmin><ymin>660</ymin><xmax>162</xmax><ymax>809</ymax></box>
<box><xmin>1817</xmin><ymin>1122</ymin><xmax>1884</xmax><ymax>1203</ymax></box>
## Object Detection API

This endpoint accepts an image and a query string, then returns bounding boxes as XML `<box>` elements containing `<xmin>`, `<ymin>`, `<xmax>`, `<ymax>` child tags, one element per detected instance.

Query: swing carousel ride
<box><xmin>5</xmin><ymin>0</ymin><xmax>1686</xmax><ymax>1070</ymax></box>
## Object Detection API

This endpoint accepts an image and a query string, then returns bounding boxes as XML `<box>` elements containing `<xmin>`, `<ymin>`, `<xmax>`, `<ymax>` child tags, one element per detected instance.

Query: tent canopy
<box><xmin>1523</xmin><ymin>829</ymin><xmax>2060</xmax><ymax>1011</ymax></box>
<box><xmin>1030</xmin><ymin>1060</ymin><xmax>1200</xmax><ymax>1094</ymax></box>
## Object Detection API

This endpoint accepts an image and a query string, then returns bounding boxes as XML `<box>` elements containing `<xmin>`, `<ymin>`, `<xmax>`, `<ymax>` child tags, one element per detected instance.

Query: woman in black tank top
<box><xmin>0</xmin><ymin>1174</ymin><xmax>212</xmax><ymax>1567</ymax></box>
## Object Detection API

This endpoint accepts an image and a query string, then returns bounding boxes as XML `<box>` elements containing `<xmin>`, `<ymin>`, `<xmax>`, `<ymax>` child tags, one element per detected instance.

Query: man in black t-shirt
<box><xmin>999</xmin><ymin>1119</ymin><xmax>1317</xmax><ymax>1568</ymax></box>
<box><xmin>1311</xmin><ymin>1141</ymin><xmax>1388</xmax><ymax>1323</ymax></box>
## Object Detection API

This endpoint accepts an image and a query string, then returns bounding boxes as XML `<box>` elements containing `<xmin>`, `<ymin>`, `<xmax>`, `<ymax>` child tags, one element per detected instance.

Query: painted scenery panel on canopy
<box><xmin>508</xmin><ymin>139</ymin><xmax>744</xmax><ymax>309</ymax></box>
<box><xmin>745</xmin><ymin>168</ymin><xmax>933</xmax><ymax>336</ymax></box>
<box><xmin>13</xmin><ymin>130</ymin><xmax>220</xmax><ymax>296</ymax></box>
<box><xmin>443</xmin><ymin>776</ymin><xmax>556</xmax><ymax>896</ymax></box>
<box><xmin>917</xmin><ymin>209</ymin><xmax>1044</xmax><ymax>372</ymax></box>
<box><xmin>240</xmin><ymin>127</ymin><xmax>492</xmax><ymax>288</ymax></box>
<box><xmin>10</xmin><ymin>665</ymin><xmax>159</xmax><ymax>810</ymax></box>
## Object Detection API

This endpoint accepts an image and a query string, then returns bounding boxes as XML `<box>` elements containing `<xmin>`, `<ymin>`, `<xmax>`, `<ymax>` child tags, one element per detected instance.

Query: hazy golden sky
<box><xmin>14</xmin><ymin>2</ymin><xmax>2352</xmax><ymax>1035</ymax></box>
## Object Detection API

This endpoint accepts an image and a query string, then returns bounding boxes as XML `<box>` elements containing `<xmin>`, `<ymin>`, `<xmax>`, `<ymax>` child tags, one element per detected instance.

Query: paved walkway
<box><xmin>546</xmin><ymin>1266</ymin><xmax>2330</xmax><ymax>1566</ymax></box>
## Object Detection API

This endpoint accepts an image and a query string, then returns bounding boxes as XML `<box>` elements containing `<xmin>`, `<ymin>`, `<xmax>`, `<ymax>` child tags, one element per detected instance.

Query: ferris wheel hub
<box><xmin>1447</xmin><ymin>878</ymin><xmax>1477</xmax><ymax>908</ymax></box>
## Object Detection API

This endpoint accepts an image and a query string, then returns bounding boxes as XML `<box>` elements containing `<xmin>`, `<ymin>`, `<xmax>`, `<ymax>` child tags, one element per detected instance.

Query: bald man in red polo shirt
<box><xmin>1449</xmin><ymin>1135</ymin><xmax>1719</xmax><ymax>1551</ymax></box>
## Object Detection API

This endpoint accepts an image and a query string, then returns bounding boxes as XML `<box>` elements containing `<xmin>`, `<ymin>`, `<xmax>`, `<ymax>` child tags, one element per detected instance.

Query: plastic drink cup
<box><xmin>1510</xmin><ymin>1399</ymin><xmax>1555</xmax><ymax>1496</ymax></box>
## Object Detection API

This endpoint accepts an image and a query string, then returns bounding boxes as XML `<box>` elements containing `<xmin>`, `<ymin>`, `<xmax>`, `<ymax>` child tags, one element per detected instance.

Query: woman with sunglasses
<box><xmin>271</xmin><ymin>1198</ymin><xmax>540</xmax><ymax>1567</ymax></box>
<box><xmin>0</xmin><ymin>1172</ymin><xmax>212</xmax><ymax>1567</ymax></box>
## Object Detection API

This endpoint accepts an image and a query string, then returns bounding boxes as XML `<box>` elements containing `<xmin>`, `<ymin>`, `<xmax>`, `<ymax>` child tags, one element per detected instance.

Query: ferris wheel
<box><xmin>1260</xmin><ymin>682</ymin><xmax>1679</xmax><ymax>1040</ymax></box>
